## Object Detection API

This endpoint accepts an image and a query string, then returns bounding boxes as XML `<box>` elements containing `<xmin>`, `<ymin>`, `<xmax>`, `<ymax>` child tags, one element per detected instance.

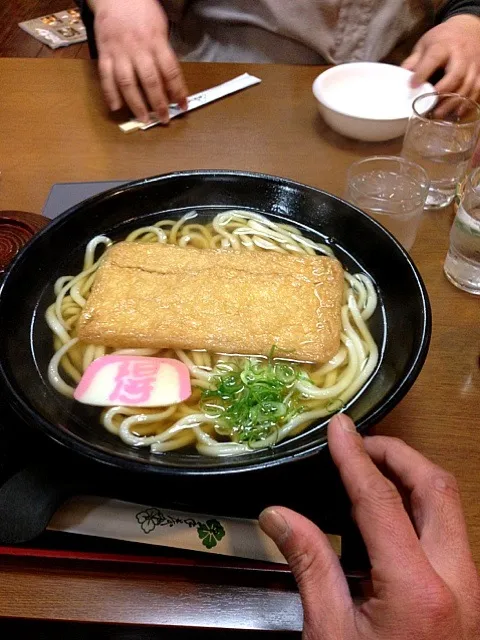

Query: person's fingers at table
<box><xmin>451</xmin><ymin>64</ymin><xmax>476</xmax><ymax>101</ymax></box>
<box><xmin>98</xmin><ymin>55</ymin><xmax>122</xmax><ymax>111</ymax></box>
<box><xmin>155</xmin><ymin>44</ymin><xmax>188</xmax><ymax>111</ymax></box>
<box><xmin>434</xmin><ymin>54</ymin><xmax>467</xmax><ymax>94</ymax></box>
<box><xmin>259</xmin><ymin>506</ymin><xmax>354</xmax><ymax>636</ymax></box>
<box><xmin>327</xmin><ymin>414</ymin><xmax>430</xmax><ymax>582</ymax></box>
<box><xmin>401</xmin><ymin>46</ymin><xmax>423</xmax><ymax>73</ymax></box>
<box><xmin>471</xmin><ymin>75</ymin><xmax>480</xmax><ymax>106</ymax></box>
<box><xmin>133</xmin><ymin>53</ymin><xmax>169</xmax><ymax>123</ymax></box>
<box><xmin>363</xmin><ymin>435</ymin><xmax>477</xmax><ymax>586</ymax></box>
<box><xmin>452</xmin><ymin>66</ymin><xmax>478</xmax><ymax>117</ymax></box>
<box><xmin>114</xmin><ymin>57</ymin><xmax>149</xmax><ymax>123</ymax></box>
<box><xmin>432</xmin><ymin>93</ymin><xmax>473</xmax><ymax>120</ymax></box>
<box><xmin>410</xmin><ymin>46</ymin><xmax>449</xmax><ymax>88</ymax></box>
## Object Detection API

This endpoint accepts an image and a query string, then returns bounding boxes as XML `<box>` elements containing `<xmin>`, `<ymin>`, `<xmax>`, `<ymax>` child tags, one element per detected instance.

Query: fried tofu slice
<box><xmin>77</xmin><ymin>242</ymin><xmax>344</xmax><ymax>363</ymax></box>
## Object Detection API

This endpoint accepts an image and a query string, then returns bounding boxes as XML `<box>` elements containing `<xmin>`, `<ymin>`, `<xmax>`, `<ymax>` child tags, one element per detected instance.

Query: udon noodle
<box><xmin>46</xmin><ymin>210</ymin><xmax>378</xmax><ymax>457</ymax></box>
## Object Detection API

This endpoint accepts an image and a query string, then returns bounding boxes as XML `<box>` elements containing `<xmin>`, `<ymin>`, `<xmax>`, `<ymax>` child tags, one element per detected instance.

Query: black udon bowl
<box><xmin>0</xmin><ymin>171</ymin><xmax>431</xmax><ymax>476</ymax></box>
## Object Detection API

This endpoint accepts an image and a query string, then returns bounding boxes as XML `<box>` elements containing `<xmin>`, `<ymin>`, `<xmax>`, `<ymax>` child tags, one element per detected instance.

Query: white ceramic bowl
<box><xmin>312</xmin><ymin>62</ymin><xmax>434</xmax><ymax>142</ymax></box>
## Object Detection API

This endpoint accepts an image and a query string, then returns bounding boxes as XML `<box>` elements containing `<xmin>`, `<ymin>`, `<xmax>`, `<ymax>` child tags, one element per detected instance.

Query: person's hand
<box><xmin>402</xmin><ymin>14</ymin><xmax>480</xmax><ymax>102</ymax></box>
<box><xmin>259</xmin><ymin>414</ymin><xmax>480</xmax><ymax>639</ymax></box>
<box><xmin>93</xmin><ymin>0</ymin><xmax>188</xmax><ymax>123</ymax></box>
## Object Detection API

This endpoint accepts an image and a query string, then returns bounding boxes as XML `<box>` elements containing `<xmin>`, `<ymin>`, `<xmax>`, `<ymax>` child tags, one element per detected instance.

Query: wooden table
<box><xmin>0</xmin><ymin>58</ymin><xmax>478</xmax><ymax>633</ymax></box>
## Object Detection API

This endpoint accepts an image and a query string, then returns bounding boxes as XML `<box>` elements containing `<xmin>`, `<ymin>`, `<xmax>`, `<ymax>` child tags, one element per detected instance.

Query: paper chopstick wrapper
<box><xmin>48</xmin><ymin>496</ymin><xmax>341</xmax><ymax>564</ymax></box>
<box><xmin>119</xmin><ymin>73</ymin><xmax>261</xmax><ymax>133</ymax></box>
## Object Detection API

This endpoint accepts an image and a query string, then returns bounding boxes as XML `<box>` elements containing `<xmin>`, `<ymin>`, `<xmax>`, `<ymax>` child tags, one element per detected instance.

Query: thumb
<box><xmin>259</xmin><ymin>506</ymin><xmax>354</xmax><ymax>636</ymax></box>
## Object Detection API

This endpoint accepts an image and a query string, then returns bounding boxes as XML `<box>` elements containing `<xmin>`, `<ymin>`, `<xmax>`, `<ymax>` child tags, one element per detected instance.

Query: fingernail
<box><xmin>259</xmin><ymin>508</ymin><xmax>289</xmax><ymax>542</ymax></box>
<box><xmin>331</xmin><ymin>413</ymin><xmax>357</xmax><ymax>433</ymax></box>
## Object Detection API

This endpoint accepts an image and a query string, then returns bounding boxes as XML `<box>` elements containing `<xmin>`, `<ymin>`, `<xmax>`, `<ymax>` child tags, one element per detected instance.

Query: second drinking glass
<box><xmin>401</xmin><ymin>93</ymin><xmax>480</xmax><ymax>210</ymax></box>
<box><xmin>345</xmin><ymin>156</ymin><xmax>430</xmax><ymax>251</ymax></box>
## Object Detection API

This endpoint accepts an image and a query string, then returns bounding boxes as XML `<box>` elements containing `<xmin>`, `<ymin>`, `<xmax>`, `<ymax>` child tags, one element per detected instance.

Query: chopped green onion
<box><xmin>274</xmin><ymin>364</ymin><xmax>297</xmax><ymax>384</ymax></box>
<box><xmin>201</xmin><ymin>350</ymin><xmax>310</xmax><ymax>445</ymax></box>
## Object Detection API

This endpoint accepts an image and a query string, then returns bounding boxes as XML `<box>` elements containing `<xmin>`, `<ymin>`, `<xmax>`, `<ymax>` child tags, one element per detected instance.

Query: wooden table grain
<box><xmin>0</xmin><ymin>58</ymin><xmax>478</xmax><ymax>632</ymax></box>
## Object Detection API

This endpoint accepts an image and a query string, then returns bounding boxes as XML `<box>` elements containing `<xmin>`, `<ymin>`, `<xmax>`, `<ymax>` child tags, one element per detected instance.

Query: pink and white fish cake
<box><xmin>74</xmin><ymin>355</ymin><xmax>192</xmax><ymax>407</ymax></box>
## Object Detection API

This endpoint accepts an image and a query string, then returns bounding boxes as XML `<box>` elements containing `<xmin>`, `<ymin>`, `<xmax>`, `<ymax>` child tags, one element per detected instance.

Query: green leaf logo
<box><xmin>197</xmin><ymin>519</ymin><xmax>226</xmax><ymax>549</ymax></box>
<box><xmin>135</xmin><ymin>509</ymin><xmax>226</xmax><ymax>550</ymax></box>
